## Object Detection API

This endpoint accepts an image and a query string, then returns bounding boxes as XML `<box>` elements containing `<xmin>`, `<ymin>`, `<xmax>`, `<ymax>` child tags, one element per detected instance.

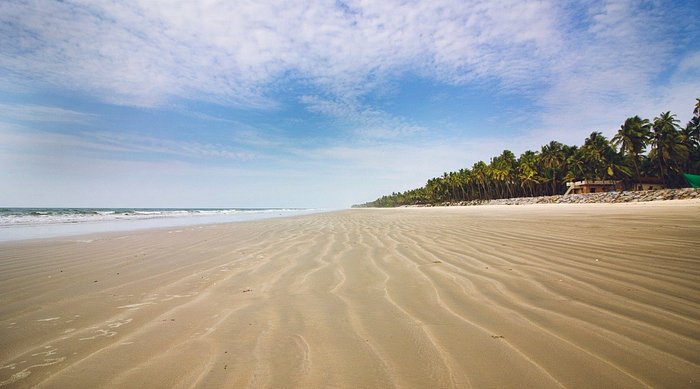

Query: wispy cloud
<box><xmin>0</xmin><ymin>103</ymin><xmax>96</xmax><ymax>123</ymax></box>
<box><xmin>90</xmin><ymin>132</ymin><xmax>259</xmax><ymax>161</ymax></box>
<box><xmin>0</xmin><ymin>124</ymin><xmax>257</xmax><ymax>162</ymax></box>
<box><xmin>2</xmin><ymin>1</ymin><xmax>694</xmax><ymax>114</ymax></box>
<box><xmin>520</xmin><ymin>0</ymin><xmax>700</xmax><ymax>142</ymax></box>
<box><xmin>0</xmin><ymin>1</ymin><xmax>561</xmax><ymax>108</ymax></box>
<box><xmin>3</xmin><ymin>1</ymin><xmax>694</xmax><ymax>134</ymax></box>
<box><xmin>300</xmin><ymin>94</ymin><xmax>424</xmax><ymax>139</ymax></box>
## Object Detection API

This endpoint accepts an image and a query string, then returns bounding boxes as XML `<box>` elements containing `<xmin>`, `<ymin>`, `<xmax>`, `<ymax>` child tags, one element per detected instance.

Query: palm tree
<box><xmin>472</xmin><ymin>161</ymin><xmax>490</xmax><ymax>200</ymax></box>
<box><xmin>517</xmin><ymin>150</ymin><xmax>541</xmax><ymax>197</ymax></box>
<box><xmin>565</xmin><ymin>147</ymin><xmax>585</xmax><ymax>182</ymax></box>
<box><xmin>612</xmin><ymin>116</ymin><xmax>651</xmax><ymax>184</ymax></box>
<box><xmin>540</xmin><ymin>141</ymin><xmax>565</xmax><ymax>195</ymax></box>
<box><xmin>581</xmin><ymin>131</ymin><xmax>622</xmax><ymax>180</ymax></box>
<box><xmin>355</xmin><ymin>99</ymin><xmax>700</xmax><ymax>207</ymax></box>
<box><xmin>497</xmin><ymin>150</ymin><xmax>517</xmax><ymax>198</ymax></box>
<box><xmin>649</xmin><ymin>112</ymin><xmax>689</xmax><ymax>186</ymax></box>
<box><xmin>425</xmin><ymin>177</ymin><xmax>445</xmax><ymax>203</ymax></box>
<box><xmin>684</xmin><ymin>99</ymin><xmax>700</xmax><ymax>173</ymax></box>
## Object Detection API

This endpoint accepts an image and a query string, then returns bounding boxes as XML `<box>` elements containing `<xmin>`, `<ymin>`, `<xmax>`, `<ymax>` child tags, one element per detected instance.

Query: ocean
<box><xmin>0</xmin><ymin>207</ymin><xmax>321</xmax><ymax>242</ymax></box>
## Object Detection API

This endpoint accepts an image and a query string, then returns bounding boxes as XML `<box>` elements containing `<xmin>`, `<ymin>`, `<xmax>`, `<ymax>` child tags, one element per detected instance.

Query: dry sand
<box><xmin>1</xmin><ymin>201</ymin><xmax>700</xmax><ymax>388</ymax></box>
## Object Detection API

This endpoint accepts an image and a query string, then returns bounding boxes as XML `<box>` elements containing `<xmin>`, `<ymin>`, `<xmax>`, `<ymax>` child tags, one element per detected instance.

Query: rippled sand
<box><xmin>1</xmin><ymin>202</ymin><xmax>699</xmax><ymax>388</ymax></box>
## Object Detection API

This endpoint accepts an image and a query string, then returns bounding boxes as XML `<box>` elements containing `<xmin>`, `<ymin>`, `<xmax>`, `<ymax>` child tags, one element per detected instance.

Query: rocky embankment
<box><xmin>417</xmin><ymin>188</ymin><xmax>700</xmax><ymax>207</ymax></box>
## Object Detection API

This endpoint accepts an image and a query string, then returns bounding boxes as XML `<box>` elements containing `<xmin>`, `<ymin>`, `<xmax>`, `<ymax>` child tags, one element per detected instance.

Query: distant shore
<box><xmin>1</xmin><ymin>204</ymin><xmax>699</xmax><ymax>387</ymax></box>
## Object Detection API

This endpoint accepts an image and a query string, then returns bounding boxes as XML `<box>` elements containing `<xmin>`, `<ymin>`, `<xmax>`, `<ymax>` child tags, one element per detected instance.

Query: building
<box><xmin>630</xmin><ymin>177</ymin><xmax>665</xmax><ymax>191</ymax></box>
<box><xmin>564</xmin><ymin>180</ymin><xmax>622</xmax><ymax>195</ymax></box>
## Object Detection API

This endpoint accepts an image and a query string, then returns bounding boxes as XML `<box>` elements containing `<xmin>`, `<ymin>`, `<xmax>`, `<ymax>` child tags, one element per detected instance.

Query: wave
<box><xmin>0</xmin><ymin>208</ymin><xmax>312</xmax><ymax>227</ymax></box>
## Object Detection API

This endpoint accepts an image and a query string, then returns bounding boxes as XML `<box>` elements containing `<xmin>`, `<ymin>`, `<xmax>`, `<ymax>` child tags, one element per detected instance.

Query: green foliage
<box><xmin>649</xmin><ymin>112</ymin><xmax>689</xmax><ymax>187</ymax></box>
<box><xmin>612</xmin><ymin>115</ymin><xmax>651</xmax><ymax>183</ymax></box>
<box><xmin>354</xmin><ymin>99</ymin><xmax>700</xmax><ymax>207</ymax></box>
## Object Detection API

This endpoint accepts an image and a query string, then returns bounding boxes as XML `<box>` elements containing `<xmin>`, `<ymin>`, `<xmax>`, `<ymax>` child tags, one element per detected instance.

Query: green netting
<box><xmin>684</xmin><ymin>173</ymin><xmax>700</xmax><ymax>188</ymax></box>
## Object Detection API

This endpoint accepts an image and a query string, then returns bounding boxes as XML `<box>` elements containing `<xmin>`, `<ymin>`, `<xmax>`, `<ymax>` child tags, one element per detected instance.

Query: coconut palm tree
<box><xmin>472</xmin><ymin>161</ymin><xmax>490</xmax><ymax>200</ymax></box>
<box><xmin>540</xmin><ymin>141</ymin><xmax>565</xmax><ymax>195</ymax></box>
<box><xmin>354</xmin><ymin>99</ymin><xmax>700</xmax><ymax>207</ymax></box>
<box><xmin>564</xmin><ymin>147</ymin><xmax>585</xmax><ymax>182</ymax></box>
<box><xmin>683</xmin><ymin>99</ymin><xmax>700</xmax><ymax>173</ymax></box>
<box><xmin>517</xmin><ymin>150</ymin><xmax>541</xmax><ymax>197</ymax></box>
<box><xmin>496</xmin><ymin>150</ymin><xmax>518</xmax><ymax>198</ymax></box>
<box><xmin>581</xmin><ymin>132</ymin><xmax>621</xmax><ymax>180</ymax></box>
<box><xmin>650</xmin><ymin>112</ymin><xmax>689</xmax><ymax>186</ymax></box>
<box><xmin>612</xmin><ymin>116</ymin><xmax>651</xmax><ymax>184</ymax></box>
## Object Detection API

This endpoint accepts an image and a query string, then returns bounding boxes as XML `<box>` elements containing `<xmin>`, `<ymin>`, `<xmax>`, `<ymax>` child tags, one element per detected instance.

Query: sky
<box><xmin>1</xmin><ymin>0</ymin><xmax>699</xmax><ymax>209</ymax></box>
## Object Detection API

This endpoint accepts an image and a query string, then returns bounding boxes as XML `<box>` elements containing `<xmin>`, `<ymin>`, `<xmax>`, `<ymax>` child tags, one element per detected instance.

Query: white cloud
<box><xmin>528</xmin><ymin>0</ymin><xmax>699</xmax><ymax>142</ymax></box>
<box><xmin>4</xmin><ymin>1</ymin><xmax>691</xmax><ymax>134</ymax></box>
<box><xmin>0</xmin><ymin>103</ymin><xmax>95</xmax><ymax>123</ymax></box>
<box><xmin>677</xmin><ymin>51</ymin><xmax>700</xmax><ymax>74</ymax></box>
<box><xmin>1</xmin><ymin>1</ymin><xmax>693</xmax><ymax>124</ymax></box>
<box><xmin>0</xmin><ymin>0</ymin><xmax>561</xmax><ymax>108</ymax></box>
<box><xmin>0</xmin><ymin>124</ymin><xmax>258</xmax><ymax>162</ymax></box>
<box><xmin>300</xmin><ymin>94</ymin><xmax>424</xmax><ymax>139</ymax></box>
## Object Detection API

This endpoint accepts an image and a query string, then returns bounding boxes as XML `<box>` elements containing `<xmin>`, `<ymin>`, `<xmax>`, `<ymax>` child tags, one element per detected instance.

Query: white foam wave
<box><xmin>0</xmin><ymin>208</ymin><xmax>317</xmax><ymax>228</ymax></box>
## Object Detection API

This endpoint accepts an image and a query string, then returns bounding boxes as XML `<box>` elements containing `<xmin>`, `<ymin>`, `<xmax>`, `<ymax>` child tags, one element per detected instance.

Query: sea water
<box><xmin>0</xmin><ymin>208</ymin><xmax>321</xmax><ymax>242</ymax></box>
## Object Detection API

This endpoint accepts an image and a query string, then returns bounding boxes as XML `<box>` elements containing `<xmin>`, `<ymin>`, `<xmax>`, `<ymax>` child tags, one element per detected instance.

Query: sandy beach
<box><xmin>1</xmin><ymin>201</ymin><xmax>699</xmax><ymax>388</ymax></box>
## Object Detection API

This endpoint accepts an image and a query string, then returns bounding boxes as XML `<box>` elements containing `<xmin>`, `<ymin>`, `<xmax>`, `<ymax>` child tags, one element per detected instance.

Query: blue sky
<box><xmin>1</xmin><ymin>0</ymin><xmax>699</xmax><ymax>208</ymax></box>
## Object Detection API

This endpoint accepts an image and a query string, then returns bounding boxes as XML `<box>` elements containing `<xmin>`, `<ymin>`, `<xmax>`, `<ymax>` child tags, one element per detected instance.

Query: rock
<box><xmin>440</xmin><ymin>188</ymin><xmax>700</xmax><ymax>207</ymax></box>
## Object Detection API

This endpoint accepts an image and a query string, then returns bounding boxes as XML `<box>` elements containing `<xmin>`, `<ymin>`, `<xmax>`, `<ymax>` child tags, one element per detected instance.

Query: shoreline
<box><xmin>1</xmin><ymin>203</ymin><xmax>699</xmax><ymax>387</ymax></box>
<box><xmin>0</xmin><ymin>208</ymin><xmax>327</xmax><ymax>243</ymax></box>
<box><xmin>4</xmin><ymin>197</ymin><xmax>698</xmax><ymax>245</ymax></box>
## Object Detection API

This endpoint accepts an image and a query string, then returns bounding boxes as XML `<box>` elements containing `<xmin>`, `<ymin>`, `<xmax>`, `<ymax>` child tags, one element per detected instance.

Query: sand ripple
<box><xmin>1</xmin><ymin>203</ymin><xmax>699</xmax><ymax>387</ymax></box>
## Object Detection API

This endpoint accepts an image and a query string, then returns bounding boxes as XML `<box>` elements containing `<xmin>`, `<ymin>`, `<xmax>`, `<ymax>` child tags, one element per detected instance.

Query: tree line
<box><xmin>355</xmin><ymin>99</ymin><xmax>700</xmax><ymax>208</ymax></box>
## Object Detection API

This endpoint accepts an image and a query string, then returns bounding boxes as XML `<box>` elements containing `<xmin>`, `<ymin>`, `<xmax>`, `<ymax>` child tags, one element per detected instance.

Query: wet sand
<box><xmin>1</xmin><ymin>201</ymin><xmax>699</xmax><ymax>388</ymax></box>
